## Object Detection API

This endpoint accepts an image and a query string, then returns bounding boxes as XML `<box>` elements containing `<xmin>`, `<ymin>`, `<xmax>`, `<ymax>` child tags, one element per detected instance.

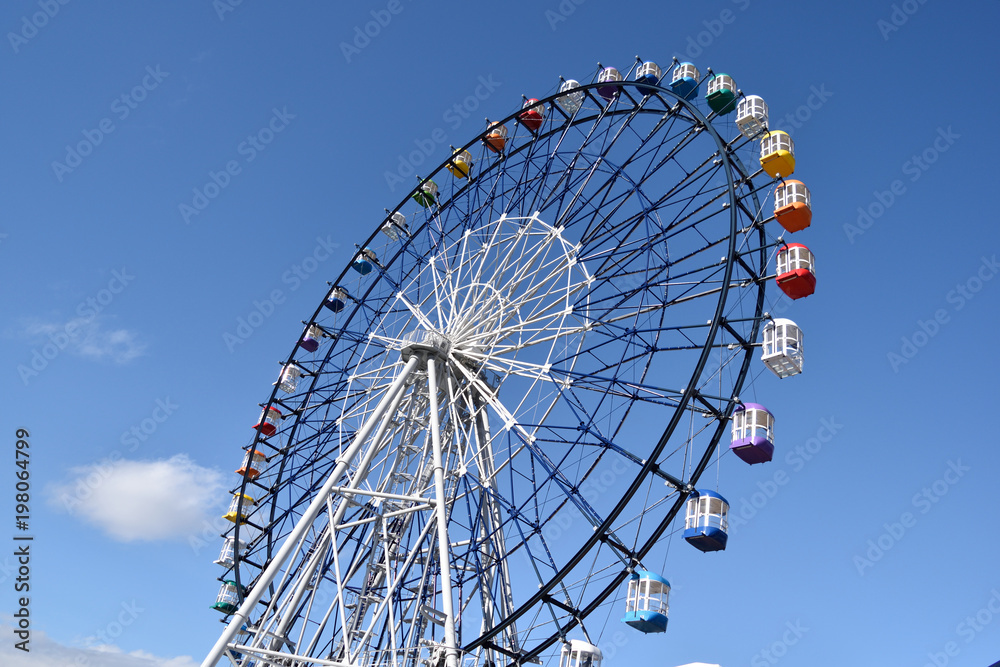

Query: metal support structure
<box><xmin>426</xmin><ymin>355</ymin><xmax>460</xmax><ymax>667</ymax></box>
<box><xmin>202</xmin><ymin>355</ymin><xmax>421</xmax><ymax>667</ymax></box>
<box><xmin>269</xmin><ymin>372</ymin><xmax>414</xmax><ymax>648</ymax></box>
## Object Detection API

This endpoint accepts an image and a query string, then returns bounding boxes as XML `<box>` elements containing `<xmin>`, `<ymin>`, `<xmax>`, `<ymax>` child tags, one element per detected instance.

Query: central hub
<box><xmin>391</xmin><ymin>212</ymin><xmax>592</xmax><ymax>390</ymax></box>
<box><xmin>400</xmin><ymin>329</ymin><xmax>452</xmax><ymax>363</ymax></box>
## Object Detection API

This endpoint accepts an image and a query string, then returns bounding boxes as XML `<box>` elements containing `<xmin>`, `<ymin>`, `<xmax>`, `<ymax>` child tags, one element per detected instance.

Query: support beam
<box><xmin>202</xmin><ymin>355</ymin><xmax>421</xmax><ymax>667</ymax></box>
<box><xmin>426</xmin><ymin>355</ymin><xmax>460</xmax><ymax>667</ymax></box>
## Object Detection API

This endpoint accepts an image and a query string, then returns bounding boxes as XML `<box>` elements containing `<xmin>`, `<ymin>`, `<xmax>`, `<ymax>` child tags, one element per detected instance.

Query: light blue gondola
<box><xmin>634</xmin><ymin>61</ymin><xmax>662</xmax><ymax>95</ymax></box>
<box><xmin>622</xmin><ymin>569</ymin><xmax>670</xmax><ymax>633</ymax></box>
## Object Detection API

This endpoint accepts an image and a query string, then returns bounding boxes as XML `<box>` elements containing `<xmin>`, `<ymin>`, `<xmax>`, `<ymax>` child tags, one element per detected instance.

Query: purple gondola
<box><xmin>299</xmin><ymin>324</ymin><xmax>322</xmax><ymax>352</ymax></box>
<box><xmin>730</xmin><ymin>402</ymin><xmax>774</xmax><ymax>464</ymax></box>
<box><xmin>597</xmin><ymin>67</ymin><xmax>622</xmax><ymax>102</ymax></box>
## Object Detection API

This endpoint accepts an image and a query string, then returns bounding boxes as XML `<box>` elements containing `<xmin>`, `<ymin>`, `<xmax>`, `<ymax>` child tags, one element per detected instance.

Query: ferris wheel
<box><xmin>203</xmin><ymin>58</ymin><xmax>816</xmax><ymax>667</ymax></box>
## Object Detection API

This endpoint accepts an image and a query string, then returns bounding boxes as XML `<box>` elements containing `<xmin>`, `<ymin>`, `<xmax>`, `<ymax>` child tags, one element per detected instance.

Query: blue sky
<box><xmin>1</xmin><ymin>1</ymin><xmax>999</xmax><ymax>666</ymax></box>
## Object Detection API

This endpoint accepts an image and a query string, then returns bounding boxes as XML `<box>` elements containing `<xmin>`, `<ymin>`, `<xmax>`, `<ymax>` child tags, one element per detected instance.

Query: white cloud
<box><xmin>0</xmin><ymin>623</ymin><xmax>199</xmax><ymax>667</ymax></box>
<box><xmin>23</xmin><ymin>316</ymin><xmax>146</xmax><ymax>363</ymax></box>
<box><xmin>49</xmin><ymin>455</ymin><xmax>227</xmax><ymax>542</ymax></box>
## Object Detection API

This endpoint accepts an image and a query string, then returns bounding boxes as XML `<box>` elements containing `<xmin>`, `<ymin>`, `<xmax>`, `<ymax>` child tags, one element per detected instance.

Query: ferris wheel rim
<box><xmin>452</xmin><ymin>80</ymin><xmax>760</xmax><ymax>658</ymax></box>
<box><xmin>217</xmin><ymin>73</ymin><xmax>770</xmax><ymax>667</ymax></box>
<box><xmin>230</xmin><ymin>75</ymin><xmax>740</xmax><ymax>553</ymax></box>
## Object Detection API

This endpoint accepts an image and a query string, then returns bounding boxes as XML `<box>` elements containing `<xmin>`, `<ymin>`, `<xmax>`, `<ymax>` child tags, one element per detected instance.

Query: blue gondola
<box><xmin>634</xmin><ymin>61</ymin><xmax>662</xmax><ymax>95</ymax></box>
<box><xmin>324</xmin><ymin>286</ymin><xmax>348</xmax><ymax>312</ymax></box>
<box><xmin>351</xmin><ymin>248</ymin><xmax>377</xmax><ymax>275</ymax></box>
<box><xmin>670</xmin><ymin>62</ymin><xmax>700</xmax><ymax>99</ymax></box>
<box><xmin>683</xmin><ymin>489</ymin><xmax>730</xmax><ymax>552</ymax></box>
<box><xmin>621</xmin><ymin>569</ymin><xmax>669</xmax><ymax>633</ymax></box>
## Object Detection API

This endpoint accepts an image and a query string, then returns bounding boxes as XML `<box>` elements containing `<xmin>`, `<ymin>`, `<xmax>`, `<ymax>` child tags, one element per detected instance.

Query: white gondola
<box><xmin>558</xmin><ymin>79</ymin><xmax>584</xmax><ymax>113</ymax></box>
<box><xmin>735</xmin><ymin>95</ymin><xmax>768</xmax><ymax>139</ymax></box>
<box><xmin>277</xmin><ymin>363</ymin><xmax>303</xmax><ymax>393</ymax></box>
<box><xmin>381</xmin><ymin>212</ymin><xmax>408</xmax><ymax>240</ymax></box>
<box><xmin>213</xmin><ymin>536</ymin><xmax>247</xmax><ymax>567</ymax></box>
<box><xmin>560</xmin><ymin>640</ymin><xmax>603</xmax><ymax>667</ymax></box>
<box><xmin>761</xmin><ymin>318</ymin><xmax>804</xmax><ymax>378</ymax></box>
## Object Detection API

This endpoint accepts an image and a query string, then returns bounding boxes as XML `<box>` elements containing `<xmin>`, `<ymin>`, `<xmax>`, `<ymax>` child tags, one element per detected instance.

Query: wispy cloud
<box><xmin>22</xmin><ymin>316</ymin><xmax>146</xmax><ymax>364</ymax></box>
<box><xmin>48</xmin><ymin>455</ymin><xmax>226</xmax><ymax>542</ymax></box>
<box><xmin>0</xmin><ymin>622</ymin><xmax>199</xmax><ymax>667</ymax></box>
